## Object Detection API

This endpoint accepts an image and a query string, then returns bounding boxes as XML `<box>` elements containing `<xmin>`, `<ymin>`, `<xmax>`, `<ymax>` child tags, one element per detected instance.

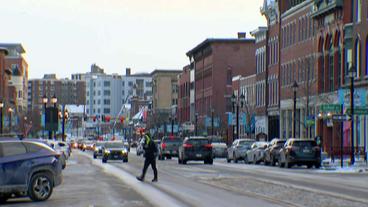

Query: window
<box><xmin>97</xmin><ymin>100</ymin><xmax>101</xmax><ymax>105</ymax></box>
<box><xmin>365</xmin><ymin>37</ymin><xmax>368</xmax><ymax>76</ymax></box>
<box><xmin>98</xmin><ymin>90</ymin><xmax>101</xmax><ymax>96</ymax></box>
<box><xmin>356</xmin><ymin>0</ymin><xmax>362</xmax><ymax>23</ymax></box>
<box><xmin>24</xmin><ymin>142</ymin><xmax>44</xmax><ymax>153</ymax></box>
<box><xmin>128</xmin><ymin>81</ymin><xmax>133</xmax><ymax>86</ymax></box>
<box><xmin>104</xmin><ymin>81</ymin><xmax>110</xmax><ymax>87</ymax></box>
<box><xmin>122</xmin><ymin>81</ymin><xmax>125</xmax><ymax>87</ymax></box>
<box><xmin>103</xmin><ymin>90</ymin><xmax>111</xmax><ymax>96</ymax></box>
<box><xmin>104</xmin><ymin>99</ymin><xmax>110</xmax><ymax>105</ymax></box>
<box><xmin>103</xmin><ymin>108</ymin><xmax>110</xmax><ymax>114</ymax></box>
<box><xmin>1</xmin><ymin>142</ymin><xmax>27</xmax><ymax>157</ymax></box>
<box><xmin>355</xmin><ymin>39</ymin><xmax>361</xmax><ymax>78</ymax></box>
<box><xmin>98</xmin><ymin>109</ymin><xmax>100</xmax><ymax>113</ymax></box>
<box><xmin>328</xmin><ymin>36</ymin><xmax>334</xmax><ymax>91</ymax></box>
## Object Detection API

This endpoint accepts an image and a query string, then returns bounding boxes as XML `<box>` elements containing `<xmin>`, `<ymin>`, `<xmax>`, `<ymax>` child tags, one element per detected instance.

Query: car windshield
<box><xmin>293</xmin><ymin>141</ymin><xmax>317</xmax><ymax>147</ymax></box>
<box><xmin>164</xmin><ymin>138</ymin><xmax>182</xmax><ymax>143</ymax></box>
<box><xmin>239</xmin><ymin>141</ymin><xmax>253</xmax><ymax>146</ymax></box>
<box><xmin>187</xmin><ymin>139</ymin><xmax>209</xmax><ymax>145</ymax></box>
<box><xmin>96</xmin><ymin>142</ymin><xmax>104</xmax><ymax>147</ymax></box>
<box><xmin>104</xmin><ymin>142</ymin><xmax>125</xmax><ymax>148</ymax></box>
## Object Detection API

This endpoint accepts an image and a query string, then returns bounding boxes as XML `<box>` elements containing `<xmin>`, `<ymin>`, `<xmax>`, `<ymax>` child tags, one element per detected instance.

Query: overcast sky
<box><xmin>0</xmin><ymin>0</ymin><xmax>266</xmax><ymax>79</ymax></box>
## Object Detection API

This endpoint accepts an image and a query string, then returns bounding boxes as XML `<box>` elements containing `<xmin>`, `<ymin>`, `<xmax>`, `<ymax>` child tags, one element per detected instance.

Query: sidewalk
<box><xmin>3</xmin><ymin>150</ymin><xmax>152</xmax><ymax>207</ymax></box>
<box><xmin>320</xmin><ymin>158</ymin><xmax>368</xmax><ymax>173</ymax></box>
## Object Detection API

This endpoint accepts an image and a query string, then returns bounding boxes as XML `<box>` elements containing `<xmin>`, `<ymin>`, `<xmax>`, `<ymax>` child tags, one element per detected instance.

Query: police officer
<box><xmin>136</xmin><ymin>132</ymin><xmax>158</xmax><ymax>182</ymax></box>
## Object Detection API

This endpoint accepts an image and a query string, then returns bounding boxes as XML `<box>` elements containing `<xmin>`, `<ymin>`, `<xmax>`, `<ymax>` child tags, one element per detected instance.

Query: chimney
<box><xmin>238</xmin><ymin>32</ymin><xmax>246</xmax><ymax>39</ymax></box>
<box><xmin>126</xmin><ymin>68</ymin><xmax>131</xmax><ymax>76</ymax></box>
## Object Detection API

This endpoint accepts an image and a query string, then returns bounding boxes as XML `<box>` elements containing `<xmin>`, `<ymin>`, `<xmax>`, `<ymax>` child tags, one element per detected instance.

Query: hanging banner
<box><xmin>338</xmin><ymin>88</ymin><xmax>366</xmax><ymax>106</ymax></box>
<box><xmin>227</xmin><ymin>113</ymin><xmax>233</xmax><ymax>126</ymax></box>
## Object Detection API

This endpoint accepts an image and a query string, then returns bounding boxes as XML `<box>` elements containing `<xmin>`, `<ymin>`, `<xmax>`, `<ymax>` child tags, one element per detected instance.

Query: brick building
<box><xmin>178</xmin><ymin>65</ymin><xmax>190</xmax><ymax>125</ymax></box>
<box><xmin>186</xmin><ymin>35</ymin><xmax>256</xmax><ymax>138</ymax></box>
<box><xmin>0</xmin><ymin>48</ymin><xmax>10</xmax><ymax>106</ymax></box>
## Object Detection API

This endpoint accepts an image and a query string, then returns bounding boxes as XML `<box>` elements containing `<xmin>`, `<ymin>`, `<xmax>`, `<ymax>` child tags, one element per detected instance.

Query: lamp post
<box><xmin>231</xmin><ymin>93</ymin><xmax>245</xmax><ymax>140</ymax></box>
<box><xmin>292</xmin><ymin>81</ymin><xmax>299</xmax><ymax>138</ymax></box>
<box><xmin>51</xmin><ymin>95</ymin><xmax>58</xmax><ymax>139</ymax></box>
<box><xmin>211</xmin><ymin>108</ymin><xmax>214</xmax><ymax>136</ymax></box>
<box><xmin>347</xmin><ymin>66</ymin><xmax>356</xmax><ymax>165</ymax></box>
<box><xmin>8</xmin><ymin>108</ymin><xmax>13</xmax><ymax>133</ymax></box>
<box><xmin>0</xmin><ymin>101</ymin><xmax>3</xmax><ymax>135</ymax></box>
<box><xmin>42</xmin><ymin>95</ymin><xmax>48</xmax><ymax>139</ymax></box>
<box><xmin>195</xmin><ymin>113</ymin><xmax>198</xmax><ymax>136</ymax></box>
<box><xmin>62</xmin><ymin>108</ymin><xmax>68</xmax><ymax>142</ymax></box>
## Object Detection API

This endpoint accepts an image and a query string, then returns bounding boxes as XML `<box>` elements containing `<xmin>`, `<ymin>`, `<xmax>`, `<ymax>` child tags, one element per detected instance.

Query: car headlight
<box><xmin>122</xmin><ymin>149</ymin><xmax>127</xmax><ymax>154</ymax></box>
<box><xmin>104</xmin><ymin>150</ymin><xmax>110</xmax><ymax>154</ymax></box>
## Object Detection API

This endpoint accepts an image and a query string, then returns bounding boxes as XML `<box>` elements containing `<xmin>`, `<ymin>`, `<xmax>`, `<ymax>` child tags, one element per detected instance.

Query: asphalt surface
<box><xmin>2</xmin><ymin>151</ymin><xmax>152</xmax><ymax>207</ymax></box>
<box><xmin>99</xmin><ymin>148</ymin><xmax>368</xmax><ymax>207</ymax></box>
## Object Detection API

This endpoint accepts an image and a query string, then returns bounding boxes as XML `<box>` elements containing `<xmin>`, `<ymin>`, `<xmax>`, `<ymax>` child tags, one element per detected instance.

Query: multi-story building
<box><xmin>0</xmin><ymin>47</ymin><xmax>10</xmax><ymax>105</ymax></box>
<box><xmin>250</xmin><ymin>27</ymin><xmax>269</xmax><ymax>140</ymax></box>
<box><xmin>122</xmin><ymin>68</ymin><xmax>152</xmax><ymax>103</ymax></box>
<box><xmin>178</xmin><ymin>65</ymin><xmax>191</xmax><ymax>125</ymax></box>
<box><xmin>0</xmin><ymin>43</ymin><xmax>28</xmax><ymax>114</ymax></box>
<box><xmin>151</xmin><ymin>69</ymin><xmax>181</xmax><ymax>130</ymax></box>
<box><xmin>239</xmin><ymin>74</ymin><xmax>257</xmax><ymax>138</ymax></box>
<box><xmin>186</xmin><ymin>34</ymin><xmax>256</xmax><ymax>139</ymax></box>
<box><xmin>28</xmin><ymin>74</ymin><xmax>86</xmax><ymax>110</ymax></box>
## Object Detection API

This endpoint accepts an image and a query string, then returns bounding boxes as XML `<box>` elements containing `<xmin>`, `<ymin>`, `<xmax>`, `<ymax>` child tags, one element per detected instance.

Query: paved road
<box><xmin>2</xmin><ymin>151</ymin><xmax>152</xmax><ymax>207</ymax></box>
<box><xmin>89</xmin><ymin>148</ymin><xmax>368</xmax><ymax>207</ymax></box>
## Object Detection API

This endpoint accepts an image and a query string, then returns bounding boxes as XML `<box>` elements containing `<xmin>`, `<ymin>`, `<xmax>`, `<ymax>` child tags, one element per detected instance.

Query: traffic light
<box><xmin>105</xmin><ymin>116</ymin><xmax>111</xmax><ymax>122</ymax></box>
<box><xmin>93</xmin><ymin>116</ymin><xmax>96</xmax><ymax>122</ymax></box>
<box><xmin>120</xmin><ymin>116</ymin><xmax>125</xmax><ymax>124</ymax></box>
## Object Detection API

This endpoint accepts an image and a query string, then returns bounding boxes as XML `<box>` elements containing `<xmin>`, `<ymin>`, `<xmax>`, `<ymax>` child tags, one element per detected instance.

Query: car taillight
<box><xmin>55</xmin><ymin>153</ymin><xmax>61</xmax><ymax>158</ymax></box>
<box><xmin>161</xmin><ymin>143</ymin><xmax>167</xmax><ymax>150</ymax></box>
<box><xmin>204</xmin><ymin>144</ymin><xmax>212</xmax><ymax>149</ymax></box>
<box><xmin>313</xmin><ymin>146</ymin><xmax>320</xmax><ymax>151</ymax></box>
<box><xmin>183</xmin><ymin>143</ymin><xmax>193</xmax><ymax>148</ymax></box>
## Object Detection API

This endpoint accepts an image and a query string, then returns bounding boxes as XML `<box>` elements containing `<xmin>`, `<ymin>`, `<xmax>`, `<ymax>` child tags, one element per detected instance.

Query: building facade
<box><xmin>187</xmin><ymin>35</ymin><xmax>256</xmax><ymax>139</ymax></box>
<box><xmin>178</xmin><ymin>65</ymin><xmax>191</xmax><ymax>125</ymax></box>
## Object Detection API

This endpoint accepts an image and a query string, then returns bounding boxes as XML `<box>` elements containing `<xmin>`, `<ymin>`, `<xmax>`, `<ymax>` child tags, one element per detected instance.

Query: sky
<box><xmin>0</xmin><ymin>0</ymin><xmax>266</xmax><ymax>79</ymax></box>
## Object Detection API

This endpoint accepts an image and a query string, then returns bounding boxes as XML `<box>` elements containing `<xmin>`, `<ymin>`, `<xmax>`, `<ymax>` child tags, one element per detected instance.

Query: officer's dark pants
<box><xmin>141</xmin><ymin>157</ymin><xmax>157</xmax><ymax>179</ymax></box>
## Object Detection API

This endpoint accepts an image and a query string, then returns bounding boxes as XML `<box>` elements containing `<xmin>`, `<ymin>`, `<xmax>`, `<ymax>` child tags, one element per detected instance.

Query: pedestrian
<box><xmin>136</xmin><ymin>132</ymin><xmax>158</xmax><ymax>182</ymax></box>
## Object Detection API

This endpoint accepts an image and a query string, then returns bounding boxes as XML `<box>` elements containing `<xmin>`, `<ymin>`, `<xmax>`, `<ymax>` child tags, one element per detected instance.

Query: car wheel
<box><xmin>178</xmin><ymin>158</ymin><xmax>182</xmax><ymax>164</ymax></box>
<box><xmin>253</xmin><ymin>156</ymin><xmax>257</xmax><ymax>165</ymax></box>
<box><xmin>226</xmin><ymin>154</ymin><xmax>231</xmax><ymax>163</ymax></box>
<box><xmin>28</xmin><ymin>172</ymin><xmax>54</xmax><ymax>202</ymax></box>
<box><xmin>182</xmin><ymin>159</ymin><xmax>187</xmax><ymax>165</ymax></box>
<box><xmin>307</xmin><ymin>164</ymin><xmax>313</xmax><ymax>169</ymax></box>
<box><xmin>208</xmin><ymin>159</ymin><xmax>213</xmax><ymax>165</ymax></box>
<box><xmin>285</xmin><ymin>156</ymin><xmax>291</xmax><ymax>168</ymax></box>
<box><xmin>0</xmin><ymin>196</ymin><xmax>8</xmax><ymax>203</ymax></box>
<box><xmin>278</xmin><ymin>157</ymin><xmax>284</xmax><ymax>168</ymax></box>
<box><xmin>244</xmin><ymin>155</ymin><xmax>249</xmax><ymax>164</ymax></box>
<box><xmin>93</xmin><ymin>154</ymin><xmax>97</xmax><ymax>159</ymax></box>
<box><xmin>102</xmin><ymin>158</ymin><xmax>107</xmax><ymax>163</ymax></box>
<box><xmin>123</xmin><ymin>159</ymin><xmax>128</xmax><ymax>163</ymax></box>
<box><xmin>271</xmin><ymin>156</ymin><xmax>276</xmax><ymax>166</ymax></box>
<box><xmin>314</xmin><ymin>163</ymin><xmax>321</xmax><ymax>169</ymax></box>
<box><xmin>233</xmin><ymin>153</ymin><xmax>238</xmax><ymax>163</ymax></box>
<box><xmin>167</xmin><ymin>156</ymin><xmax>172</xmax><ymax>160</ymax></box>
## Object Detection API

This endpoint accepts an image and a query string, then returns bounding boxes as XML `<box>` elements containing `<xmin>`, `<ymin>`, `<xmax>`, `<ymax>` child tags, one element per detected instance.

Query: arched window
<box><xmin>355</xmin><ymin>38</ymin><xmax>361</xmax><ymax>78</ymax></box>
<box><xmin>336</xmin><ymin>33</ymin><xmax>342</xmax><ymax>87</ymax></box>
<box><xmin>328</xmin><ymin>35</ymin><xmax>334</xmax><ymax>91</ymax></box>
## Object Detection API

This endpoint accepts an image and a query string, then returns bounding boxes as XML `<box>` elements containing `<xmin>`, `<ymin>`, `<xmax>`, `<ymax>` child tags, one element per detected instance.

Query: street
<box><xmin>2</xmin><ymin>149</ymin><xmax>368</xmax><ymax>207</ymax></box>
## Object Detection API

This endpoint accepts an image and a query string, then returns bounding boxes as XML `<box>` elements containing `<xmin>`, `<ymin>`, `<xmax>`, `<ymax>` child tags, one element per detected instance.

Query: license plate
<box><xmin>114</xmin><ymin>155</ymin><xmax>118</xmax><ymax>158</ymax></box>
<box><xmin>303</xmin><ymin>149</ymin><xmax>311</xmax><ymax>153</ymax></box>
<box><xmin>196</xmin><ymin>154</ymin><xmax>202</xmax><ymax>158</ymax></box>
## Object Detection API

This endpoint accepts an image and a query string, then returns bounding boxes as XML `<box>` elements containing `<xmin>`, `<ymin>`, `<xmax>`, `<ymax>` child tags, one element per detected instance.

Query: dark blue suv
<box><xmin>0</xmin><ymin>139</ymin><xmax>63</xmax><ymax>203</ymax></box>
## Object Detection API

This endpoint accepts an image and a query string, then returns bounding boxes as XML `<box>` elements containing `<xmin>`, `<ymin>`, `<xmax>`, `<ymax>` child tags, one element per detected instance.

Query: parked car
<box><xmin>47</xmin><ymin>141</ymin><xmax>68</xmax><ymax>169</ymax></box>
<box><xmin>244</xmin><ymin>141</ymin><xmax>269</xmax><ymax>164</ymax></box>
<box><xmin>158</xmin><ymin>136</ymin><xmax>182</xmax><ymax>160</ymax></box>
<box><xmin>85</xmin><ymin>141</ymin><xmax>95</xmax><ymax>151</ymax></box>
<box><xmin>263</xmin><ymin>139</ymin><xmax>286</xmax><ymax>166</ymax></box>
<box><xmin>178</xmin><ymin>137</ymin><xmax>213</xmax><ymax>165</ymax></box>
<box><xmin>208</xmin><ymin>136</ymin><xmax>227</xmax><ymax>158</ymax></box>
<box><xmin>227</xmin><ymin>139</ymin><xmax>255</xmax><ymax>163</ymax></box>
<box><xmin>279</xmin><ymin>139</ymin><xmax>321</xmax><ymax>168</ymax></box>
<box><xmin>102</xmin><ymin>142</ymin><xmax>128</xmax><ymax>163</ymax></box>
<box><xmin>93</xmin><ymin>141</ymin><xmax>105</xmax><ymax>159</ymax></box>
<box><xmin>0</xmin><ymin>139</ymin><xmax>63</xmax><ymax>203</ymax></box>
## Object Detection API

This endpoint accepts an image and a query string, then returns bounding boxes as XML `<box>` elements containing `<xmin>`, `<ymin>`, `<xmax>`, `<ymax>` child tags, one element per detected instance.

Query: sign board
<box><xmin>338</xmin><ymin>88</ymin><xmax>367</xmax><ymax>106</ymax></box>
<box><xmin>320</xmin><ymin>104</ymin><xmax>341</xmax><ymax>113</ymax></box>
<box><xmin>345</xmin><ymin>106</ymin><xmax>368</xmax><ymax>115</ymax></box>
<box><xmin>45</xmin><ymin>107</ymin><xmax>59</xmax><ymax>131</ymax></box>
<box><xmin>332</xmin><ymin>114</ymin><xmax>351</xmax><ymax>122</ymax></box>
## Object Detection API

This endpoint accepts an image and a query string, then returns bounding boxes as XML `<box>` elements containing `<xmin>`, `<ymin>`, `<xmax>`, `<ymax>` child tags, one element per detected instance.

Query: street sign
<box><xmin>320</xmin><ymin>104</ymin><xmax>341</xmax><ymax>113</ymax></box>
<box><xmin>332</xmin><ymin>114</ymin><xmax>351</xmax><ymax>122</ymax></box>
<box><xmin>345</xmin><ymin>106</ymin><xmax>368</xmax><ymax>115</ymax></box>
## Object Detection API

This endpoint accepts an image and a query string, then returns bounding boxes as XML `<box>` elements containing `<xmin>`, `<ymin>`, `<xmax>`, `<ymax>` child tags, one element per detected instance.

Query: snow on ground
<box><xmin>77</xmin><ymin>151</ymin><xmax>186</xmax><ymax>207</ymax></box>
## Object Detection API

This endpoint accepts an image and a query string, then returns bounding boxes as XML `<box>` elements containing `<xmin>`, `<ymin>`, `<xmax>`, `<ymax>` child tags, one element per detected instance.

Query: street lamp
<box><xmin>8</xmin><ymin>108</ymin><xmax>13</xmax><ymax>133</ymax></box>
<box><xmin>0</xmin><ymin>100</ymin><xmax>3</xmax><ymax>135</ymax></box>
<box><xmin>292</xmin><ymin>81</ymin><xmax>299</xmax><ymax>138</ymax></box>
<box><xmin>231</xmin><ymin>93</ymin><xmax>245</xmax><ymax>140</ymax></box>
<box><xmin>347</xmin><ymin>65</ymin><xmax>356</xmax><ymax>165</ymax></box>
<box><xmin>51</xmin><ymin>94</ymin><xmax>57</xmax><ymax>107</ymax></box>
<box><xmin>62</xmin><ymin>108</ymin><xmax>68</xmax><ymax>142</ymax></box>
<box><xmin>42</xmin><ymin>95</ymin><xmax>48</xmax><ymax>139</ymax></box>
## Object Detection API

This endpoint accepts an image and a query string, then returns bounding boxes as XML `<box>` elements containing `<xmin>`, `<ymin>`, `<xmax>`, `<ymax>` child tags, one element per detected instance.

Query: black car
<box><xmin>0</xmin><ymin>139</ymin><xmax>63</xmax><ymax>203</ymax></box>
<box><xmin>102</xmin><ymin>142</ymin><xmax>128</xmax><ymax>163</ymax></box>
<box><xmin>279</xmin><ymin>139</ymin><xmax>321</xmax><ymax>168</ymax></box>
<box><xmin>178</xmin><ymin>137</ymin><xmax>213</xmax><ymax>165</ymax></box>
<box><xmin>263</xmin><ymin>139</ymin><xmax>286</xmax><ymax>166</ymax></box>
<box><xmin>158</xmin><ymin>136</ymin><xmax>182</xmax><ymax>160</ymax></box>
